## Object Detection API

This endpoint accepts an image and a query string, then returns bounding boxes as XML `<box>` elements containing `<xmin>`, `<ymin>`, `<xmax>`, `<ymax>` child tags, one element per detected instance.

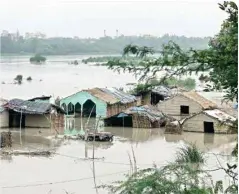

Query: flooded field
<box><xmin>0</xmin><ymin>55</ymin><xmax>237</xmax><ymax>194</ymax></box>
<box><xmin>0</xmin><ymin>126</ymin><xmax>237</xmax><ymax>194</ymax></box>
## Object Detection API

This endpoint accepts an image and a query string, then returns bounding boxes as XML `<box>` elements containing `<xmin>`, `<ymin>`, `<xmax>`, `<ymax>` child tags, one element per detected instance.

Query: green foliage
<box><xmin>102</xmin><ymin>144</ymin><xmax>237</xmax><ymax>194</ymax></box>
<box><xmin>14</xmin><ymin>74</ymin><xmax>23</xmax><ymax>84</ymax></box>
<box><xmin>82</xmin><ymin>56</ymin><xmax>144</xmax><ymax>65</ymax></box>
<box><xmin>164</xmin><ymin>77</ymin><xmax>196</xmax><ymax>90</ymax></box>
<box><xmin>107</xmin><ymin>1</ymin><xmax>238</xmax><ymax>102</ymax></box>
<box><xmin>0</xmin><ymin>35</ymin><xmax>210</xmax><ymax>55</ymax></box>
<box><xmin>175</xmin><ymin>144</ymin><xmax>205</xmax><ymax>164</ymax></box>
<box><xmin>130</xmin><ymin>77</ymin><xmax>195</xmax><ymax>95</ymax></box>
<box><xmin>29</xmin><ymin>54</ymin><xmax>46</xmax><ymax>63</ymax></box>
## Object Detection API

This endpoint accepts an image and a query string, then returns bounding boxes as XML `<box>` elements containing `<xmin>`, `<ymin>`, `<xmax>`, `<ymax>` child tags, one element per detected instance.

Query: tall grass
<box><xmin>175</xmin><ymin>144</ymin><xmax>205</xmax><ymax>164</ymax></box>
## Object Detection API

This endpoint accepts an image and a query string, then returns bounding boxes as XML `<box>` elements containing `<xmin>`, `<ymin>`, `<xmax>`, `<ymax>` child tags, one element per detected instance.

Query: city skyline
<box><xmin>0</xmin><ymin>0</ymin><xmax>226</xmax><ymax>38</ymax></box>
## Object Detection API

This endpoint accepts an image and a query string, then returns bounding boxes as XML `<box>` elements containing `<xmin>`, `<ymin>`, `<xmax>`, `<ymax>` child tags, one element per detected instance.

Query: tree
<box><xmin>107</xmin><ymin>1</ymin><xmax>238</xmax><ymax>102</ymax></box>
<box><xmin>104</xmin><ymin>2</ymin><xmax>238</xmax><ymax>193</ymax></box>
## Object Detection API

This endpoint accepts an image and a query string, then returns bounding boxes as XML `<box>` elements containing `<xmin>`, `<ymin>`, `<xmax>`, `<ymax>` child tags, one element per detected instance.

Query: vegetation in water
<box><xmin>14</xmin><ymin>74</ymin><xmax>23</xmax><ymax>84</ymax></box>
<box><xmin>164</xmin><ymin>77</ymin><xmax>196</xmax><ymax>90</ymax></box>
<box><xmin>69</xmin><ymin>60</ymin><xmax>79</xmax><ymax>65</ymax></box>
<box><xmin>100</xmin><ymin>144</ymin><xmax>237</xmax><ymax>194</ymax></box>
<box><xmin>175</xmin><ymin>144</ymin><xmax>204</xmax><ymax>164</ymax></box>
<box><xmin>29</xmin><ymin>54</ymin><xmax>46</xmax><ymax>64</ymax></box>
<box><xmin>82</xmin><ymin>56</ymin><xmax>140</xmax><ymax>64</ymax></box>
<box><xmin>26</xmin><ymin>76</ymin><xmax>32</xmax><ymax>81</ymax></box>
<box><xmin>130</xmin><ymin>77</ymin><xmax>195</xmax><ymax>95</ymax></box>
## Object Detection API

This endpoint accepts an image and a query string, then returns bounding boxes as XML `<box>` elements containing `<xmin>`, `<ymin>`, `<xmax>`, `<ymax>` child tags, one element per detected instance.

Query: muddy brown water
<box><xmin>0</xmin><ymin>55</ymin><xmax>237</xmax><ymax>193</ymax></box>
<box><xmin>0</xmin><ymin>127</ymin><xmax>237</xmax><ymax>194</ymax></box>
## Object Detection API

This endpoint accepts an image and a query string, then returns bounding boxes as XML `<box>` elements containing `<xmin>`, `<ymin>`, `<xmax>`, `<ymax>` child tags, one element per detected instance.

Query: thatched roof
<box><xmin>106</xmin><ymin>105</ymin><xmax>167</xmax><ymax>123</ymax></box>
<box><xmin>181</xmin><ymin>91</ymin><xmax>217</xmax><ymax>109</ymax></box>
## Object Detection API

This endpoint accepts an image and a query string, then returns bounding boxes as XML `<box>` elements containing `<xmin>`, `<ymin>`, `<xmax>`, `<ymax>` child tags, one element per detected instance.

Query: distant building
<box><xmin>1</xmin><ymin>30</ymin><xmax>9</xmax><ymax>37</ymax></box>
<box><xmin>157</xmin><ymin>91</ymin><xmax>217</xmax><ymax>120</ymax></box>
<box><xmin>182</xmin><ymin>109</ymin><xmax>236</xmax><ymax>134</ymax></box>
<box><xmin>60</xmin><ymin>87</ymin><xmax>137</xmax><ymax>118</ymax></box>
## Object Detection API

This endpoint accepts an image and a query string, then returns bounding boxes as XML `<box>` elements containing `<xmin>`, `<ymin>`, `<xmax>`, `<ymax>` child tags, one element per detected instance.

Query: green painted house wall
<box><xmin>60</xmin><ymin>91</ymin><xmax>107</xmax><ymax>118</ymax></box>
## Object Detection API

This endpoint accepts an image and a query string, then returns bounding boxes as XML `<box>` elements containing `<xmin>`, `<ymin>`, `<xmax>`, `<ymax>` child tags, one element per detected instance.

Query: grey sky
<box><xmin>0</xmin><ymin>0</ymin><xmax>226</xmax><ymax>38</ymax></box>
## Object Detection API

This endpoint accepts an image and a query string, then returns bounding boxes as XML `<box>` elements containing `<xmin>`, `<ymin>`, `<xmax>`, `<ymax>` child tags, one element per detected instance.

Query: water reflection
<box><xmin>0</xmin><ymin>128</ymin><xmax>63</xmax><ymax>152</ymax></box>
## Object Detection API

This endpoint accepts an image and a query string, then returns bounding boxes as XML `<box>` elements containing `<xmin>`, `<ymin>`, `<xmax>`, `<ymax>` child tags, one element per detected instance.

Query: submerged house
<box><xmin>3</xmin><ymin>99</ymin><xmax>65</xmax><ymax>128</ymax></box>
<box><xmin>135</xmin><ymin>85</ymin><xmax>172</xmax><ymax>106</ymax></box>
<box><xmin>157</xmin><ymin>91</ymin><xmax>217</xmax><ymax>120</ymax></box>
<box><xmin>182</xmin><ymin>109</ymin><xmax>237</xmax><ymax>134</ymax></box>
<box><xmin>60</xmin><ymin>88</ymin><xmax>137</xmax><ymax>118</ymax></box>
<box><xmin>104</xmin><ymin>105</ymin><xmax>169</xmax><ymax>128</ymax></box>
<box><xmin>0</xmin><ymin>98</ymin><xmax>9</xmax><ymax>128</ymax></box>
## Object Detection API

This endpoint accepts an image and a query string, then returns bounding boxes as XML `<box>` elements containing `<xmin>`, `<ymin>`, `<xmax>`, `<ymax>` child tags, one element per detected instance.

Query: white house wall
<box><xmin>182</xmin><ymin>113</ymin><xmax>230</xmax><ymax>133</ymax></box>
<box><xmin>0</xmin><ymin>110</ymin><xmax>9</xmax><ymax>128</ymax></box>
<box><xmin>157</xmin><ymin>95</ymin><xmax>202</xmax><ymax>119</ymax></box>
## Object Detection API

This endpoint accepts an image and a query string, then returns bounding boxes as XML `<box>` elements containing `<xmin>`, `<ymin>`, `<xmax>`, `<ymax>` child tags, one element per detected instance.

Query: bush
<box><xmin>14</xmin><ymin>75</ymin><xmax>23</xmax><ymax>84</ymax></box>
<box><xmin>164</xmin><ymin>77</ymin><xmax>196</xmax><ymax>90</ymax></box>
<box><xmin>175</xmin><ymin>144</ymin><xmax>205</xmax><ymax>164</ymax></box>
<box><xmin>30</xmin><ymin>54</ymin><xmax>46</xmax><ymax>64</ymax></box>
<box><xmin>26</xmin><ymin>76</ymin><xmax>32</xmax><ymax>81</ymax></box>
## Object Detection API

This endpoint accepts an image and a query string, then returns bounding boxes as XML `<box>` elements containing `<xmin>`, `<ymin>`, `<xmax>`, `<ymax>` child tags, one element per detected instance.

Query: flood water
<box><xmin>0</xmin><ymin>127</ymin><xmax>237</xmax><ymax>194</ymax></box>
<box><xmin>0</xmin><ymin>55</ymin><xmax>136</xmax><ymax>99</ymax></box>
<box><xmin>0</xmin><ymin>55</ymin><xmax>237</xmax><ymax>194</ymax></box>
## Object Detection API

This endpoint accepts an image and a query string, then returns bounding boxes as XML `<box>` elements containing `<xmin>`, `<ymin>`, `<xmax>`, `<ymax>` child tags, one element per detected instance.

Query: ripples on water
<box><xmin>0</xmin><ymin>56</ymin><xmax>237</xmax><ymax>194</ymax></box>
<box><xmin>0</xmin><ymin>126</ymin><xmax>236</xmax><ymax>194</ymax></box>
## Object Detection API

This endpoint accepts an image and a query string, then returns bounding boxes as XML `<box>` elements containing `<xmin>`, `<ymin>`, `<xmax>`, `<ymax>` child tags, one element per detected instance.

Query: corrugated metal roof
<box><xmin>5</xmin><ymin>98</ymin><xmax>65</xmax><ymax>115</ymax></box>
<box><xmin>204</xmin><ymin>109</ymin><xmax>236</xmax><ymax>122</ymax></box>
<box><xmin>124</xmin><ymin>105</ymin><xmax>165</xmax><ymax>122</ymax></box>
<box><xmin>100</xmin><ymin>88</ymin><xmax>136</xmax><ymax>104</ymax></box>
<box><xmin>86</xmin><ymin>87</ymin><xmax>136</xmax><ymax>105</ymax></box>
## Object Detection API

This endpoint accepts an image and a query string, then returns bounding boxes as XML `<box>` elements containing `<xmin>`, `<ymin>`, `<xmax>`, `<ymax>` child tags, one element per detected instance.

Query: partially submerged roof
<box><xmin>181</xmin><ymin>91</ymin><xmax>217</xmax><ymax>109</ymax></box>
<box><xmin>4</xmin><ymin>98</ymin><xmax>65</xmax><ymax>115</ymax></box>
<box><xmin>204</xmin><ymin>109</ymin><xmax>236</xmax><ymax>123</ymax></box>
<box><xmin>181</xmin><ymin>109</ymin><xmax>236</xmax><ymax>126</ymax></box>
<box><xmin>107</xmin><ymin>105</ymin><xmax>166</xmax><ymax>122</ymax></box>
<box><xmin>85</xmin><ymin>87</ymin><xmax>137</xmax><ymax>105</ymax></box>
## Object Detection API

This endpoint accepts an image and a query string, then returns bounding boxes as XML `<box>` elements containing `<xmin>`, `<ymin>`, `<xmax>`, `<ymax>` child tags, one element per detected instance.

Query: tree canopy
<box><xmin>107</xmin><ymin>1</ymin><xmax>238</xmax><ymax>102</ymax></box>
<box><xmin>1</xmin><ymin>34</ymin><xmax>210</xmax><ymax>55</ymax></box>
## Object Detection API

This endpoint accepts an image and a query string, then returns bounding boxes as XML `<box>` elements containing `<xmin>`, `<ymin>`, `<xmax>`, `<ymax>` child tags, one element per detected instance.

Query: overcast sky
<box><xmin>0</xmin><ymin>0</ymin><xmax>226</xmax><ymax>38</ymax></box>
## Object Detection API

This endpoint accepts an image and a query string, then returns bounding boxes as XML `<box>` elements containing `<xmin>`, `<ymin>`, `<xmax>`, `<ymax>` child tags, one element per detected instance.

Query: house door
<box><xmin>9</xmin><ymin>110</ymin><xmax>26</xmax><ymax>128</ymax></box>
<box><xmin>204</xmin><ymin>121</ymin><xmax>214</xmax><ymax>133</ymax></box>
